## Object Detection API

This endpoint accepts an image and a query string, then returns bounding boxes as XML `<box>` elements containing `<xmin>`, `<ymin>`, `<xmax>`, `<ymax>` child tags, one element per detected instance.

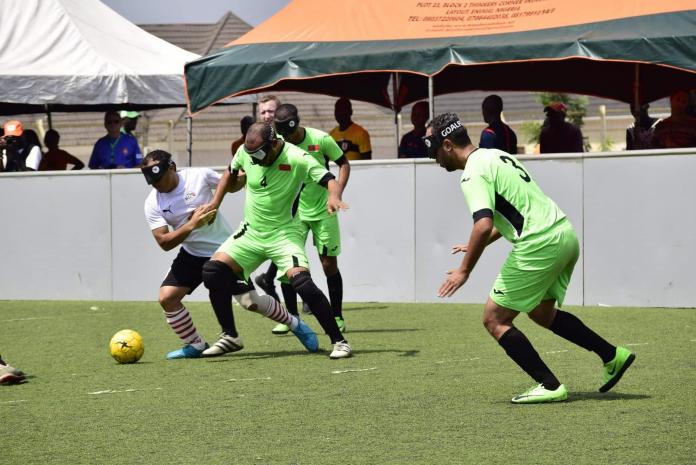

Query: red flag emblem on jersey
<box><xmin>279</xmin><ymin>164</ymin><xmax>291</xmax><ymax>171</ymax></box>
<box><xmin>307</xmin><ymin>144</ymin><xmax>320</xmax><ymax>152</ymax></box>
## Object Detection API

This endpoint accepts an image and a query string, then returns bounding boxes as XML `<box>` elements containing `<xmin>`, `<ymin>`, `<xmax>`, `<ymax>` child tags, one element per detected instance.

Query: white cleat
<box><xmin>329</xmin><ymin>341</ymin><xmax>352</xmax><ymax>359</ymax></box>
<box><xmin>202</xmin><ymin>333</ymin><xmax>244</xmax><ymax>357</ymax></box>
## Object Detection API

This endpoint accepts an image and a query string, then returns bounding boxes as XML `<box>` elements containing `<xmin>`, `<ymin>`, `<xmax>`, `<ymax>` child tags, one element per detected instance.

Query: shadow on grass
<box><xmin>570</xmin><ymin>391</ymin><xmax>651</xmax><ymax>402</ymax></box>
<box><xmin>204</xmin><ymin>348</ymin><xmax>421</xmax><ymax>361</ymax></box>
<box><xmin>344</xmin><ymin>305</ymin><xmax>390</xmax><ymax>311</ymax></box>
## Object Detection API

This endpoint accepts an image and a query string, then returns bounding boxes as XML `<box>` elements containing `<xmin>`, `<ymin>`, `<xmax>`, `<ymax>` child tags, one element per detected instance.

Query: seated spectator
<box><xmin>626</xmin><ymin>103</ymin><xmax>660</xmax><ymax>150</ymax></box>
<box><xmin>0</xmin><ymin>120</ymin><xmax>42</xmax><ymax>171</ymax></box>
<box><xmin>330</xmin><ymin>97</ymin><xmax>372</xmax><ymax>160</ymax></box>
<box><xmin>231</xmin><ymin>115</ymin><xmax>254</xmax><ymax>156</ymax></box>
<box><xmin>479</xmin><ymin>94</ymin><xmax>518</xmax><ymax>154</ymax></box>
<box><xmin>398</xmin><ymin>101</ymin><xmax>429</xmax><ymax>158</ymax></box>
<box><xmin>88</xmin><ymin>111</ymin><xmax>142</xmax><ymax>169</ymax></box>
<box><xmin>651</xmin><ymin>90</ymin><xmax>696</xmax><ymax>149</ymax></box>
<box><xmin>39</xmin><ymin>129</ymin><xmax>85</xmax><ymax>171</ymax></box>
<box><xmin>120</xmin><ymin>111</ymin><xmax>140</xmax><ymax>139</ymax></box>
<box><xmin>539</xmin><ymin>102</ymin><xmax>584</xmax><ymax>154</ymax></box>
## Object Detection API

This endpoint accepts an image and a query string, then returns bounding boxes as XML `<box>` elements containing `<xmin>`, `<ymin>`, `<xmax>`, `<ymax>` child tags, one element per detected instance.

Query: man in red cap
<box><xmin>0</xmin><ymin>120</ymin><xmax>42</xmax><ymax>171</ymax></box>
<box><xmin>539</xmin><ymin>102</ymin><xmax>584</xmax><ymax>154</ymax></box>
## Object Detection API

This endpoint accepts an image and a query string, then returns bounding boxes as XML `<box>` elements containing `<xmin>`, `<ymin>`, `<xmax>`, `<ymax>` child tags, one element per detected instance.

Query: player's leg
<box><xmin>158</xmin><ymin>250</ymin><xmax>210</xmax><ymax>359</ymax></box>
<box><xmin>254</xmin><ymin>261</ymin><xmax>281</xmax><ymax>302</ymax></box>
<box><xmin>488</xmin><ymin>247</ymin><xmax>569</xmax><ymax>403</ymax></box>
<box><xmin>312</xmin><ymin>216</ymin><xmax>345</xmax><ymax>331</ymax></box>
<box><xmin>0</xmin><ymin>353</ymin><xmax>25</xmax><ymax>385</ymax></box>
<box><xmin>270</xmin><ymin>224</ymin><xmax>350</xmax><ymax>358</ymax></box>
<box><xmin>204</xmin><ymin>228</ymin><xmax>317</xmax><ymax>353</ymax></box>
<box><xmin>528</xmin><ymin>225</ymin><xmax>635</xmax><ymax>392</ymax></box>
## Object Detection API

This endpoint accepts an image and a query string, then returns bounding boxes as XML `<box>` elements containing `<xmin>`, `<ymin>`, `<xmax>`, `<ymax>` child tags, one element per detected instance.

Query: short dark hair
<box><xmin>240</xmin><ymin>116</ymin><xmax>254</xmax><ymax>135</ymax></box>
<box><xmin>431</xmin><ymin>112</ymin><xmax>471</xmax><ymax>147</ymax></box>
<box><xmin>143</xmin><ymin>149</ymin><xmax>173</xmax><ymax>165</ymax></box>
<box><xmin>275</xmin><ymin>103</ymin><xmax>299</xmax><ymax>121</ymax></box>
<box><xmin>482</xmin><ymin>94</ymin><xmax>503</xmax><ymax>113</ymax></box>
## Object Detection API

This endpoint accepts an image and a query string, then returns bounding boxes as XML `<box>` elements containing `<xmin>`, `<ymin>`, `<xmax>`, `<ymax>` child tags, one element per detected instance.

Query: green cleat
<box><xmin>271</xmin><ymin>323</ymin><xmax>290</xmax><ymax>335</ymax></box>
<box><xmin>335</xmin><ymin>316</ymin><xmax>346</xmax><ymax>333</ymax></box>
<box><xmin>511</xmin><ymin>384</ymin><xmax>568</xmax><ymax>404</ymax></box>
<box><xmin>599</xmin><ymin>346</ymin><xmax>635</xmax><ymax>393</ymax></box>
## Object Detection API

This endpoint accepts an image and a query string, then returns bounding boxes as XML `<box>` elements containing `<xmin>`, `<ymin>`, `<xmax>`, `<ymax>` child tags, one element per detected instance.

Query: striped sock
<box><xmin>164</xmin><ymin>306</ymin><xmax>206</xmax><ymax>349</ymax></box>
<box><xmin>250</xmin><ymin>293</ymin><xmax>299</xmax><ymax>330</ymax></box>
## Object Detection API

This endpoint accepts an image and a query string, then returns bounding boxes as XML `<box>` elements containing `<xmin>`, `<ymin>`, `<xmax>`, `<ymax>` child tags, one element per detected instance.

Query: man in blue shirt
<box><xmin>479</xmin><ymin>95</ymin><xmax>518</xmax><ymax>155</ymax></box>
<box><xmin>88</xmin><ymin>111</ymin><xmax>142</xmax><ymax>169</ymax></box>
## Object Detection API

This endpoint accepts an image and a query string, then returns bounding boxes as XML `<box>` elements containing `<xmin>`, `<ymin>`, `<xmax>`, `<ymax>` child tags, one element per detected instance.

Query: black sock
<box><xmin>280</xmin><ymin>283</ymin><xmax>298</xmax><ymax>316</ymax></box>
<box><xmin>550</xmin><ymin>310</ymin><xmax>616</xmax><ymax>364</ymax></box>
<box><xmin>290</xmin><ymin>271</ymin><xmax>345</xmax><ymax>344</ymax></box>
<box><xmin>498</xmin><ymin>327</ymin><xmax>560</xmax><ymax>390</ymax></box>
<box><xmin>326</xmin><ymin>271</ymin><xmax>343</xmax><ymax>319</ymax></box>
<box><xmin>201</xmin><ymin>261</ymin><xmax>239</xmax><ymax>337</ymax></box>
<box><xmin>265</xmin><ymin>262</ymin><xmax>278</xmax><ymax>284</ymax></box>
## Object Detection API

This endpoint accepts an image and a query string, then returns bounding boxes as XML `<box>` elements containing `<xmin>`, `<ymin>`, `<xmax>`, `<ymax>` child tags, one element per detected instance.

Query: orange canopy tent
<box><xmin>185</xmin><ymin>0</ymin><xmax>696</xmax><ymax>114</ymax></box>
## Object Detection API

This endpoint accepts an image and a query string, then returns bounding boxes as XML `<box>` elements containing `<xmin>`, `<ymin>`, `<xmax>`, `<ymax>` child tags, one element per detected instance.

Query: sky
<box><xmin>102</xmin><ymin>0</ymin><xmax>291</xmax><ymax>25</ymax></box>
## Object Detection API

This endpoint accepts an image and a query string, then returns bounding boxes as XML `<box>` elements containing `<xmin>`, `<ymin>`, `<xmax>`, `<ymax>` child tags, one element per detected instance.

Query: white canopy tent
<box><xmin>0</xmin><ymin>0</ymin><xmax>198</xmax><ymax>114</ymax></box>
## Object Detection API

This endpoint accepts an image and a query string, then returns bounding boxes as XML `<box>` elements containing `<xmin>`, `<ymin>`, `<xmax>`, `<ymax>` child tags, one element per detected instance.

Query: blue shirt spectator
<box><xmin>88</xmin><ymin>111</ymin><xmax>142</xmax><ymax>169</ymax></box>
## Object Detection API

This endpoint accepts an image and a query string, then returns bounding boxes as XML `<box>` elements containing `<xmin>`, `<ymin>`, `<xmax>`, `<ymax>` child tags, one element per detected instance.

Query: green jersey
<box><xmin>230</xmin><ymin>141</ymin><xmax>332</xmax><ymax>232</ymax></box>
<box><xmin>460</xmin><ymin>148</ymin><xmax>567</xmax><ymax>245</ymax></box>
<box><xmin>294</xmin><ymin>127</ymin><xmax>344</xmax><ymax>221</ymax></box>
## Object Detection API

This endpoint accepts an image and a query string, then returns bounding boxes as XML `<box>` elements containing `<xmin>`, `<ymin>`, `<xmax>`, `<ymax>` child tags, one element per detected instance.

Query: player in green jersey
<box><xmin>206</xmin><ymin>122</ymin><xmax>352</xmax><ymax>359</ymax></box>
<box><xmin>255</xmin><ymin>104</ymin><xmax>351</xmax><ymax>335</ymax></box>
<box><xmin>426</xmin><ymin>113</ymin><xmax>635</xmax><ymax>403</ymax></box>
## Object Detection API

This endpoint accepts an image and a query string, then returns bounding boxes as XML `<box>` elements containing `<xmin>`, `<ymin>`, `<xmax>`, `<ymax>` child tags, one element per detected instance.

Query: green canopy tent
<box><xmin>185</xmin><ymin>0</ymin><xmax>696</xmax><ymax>120</ymax></box>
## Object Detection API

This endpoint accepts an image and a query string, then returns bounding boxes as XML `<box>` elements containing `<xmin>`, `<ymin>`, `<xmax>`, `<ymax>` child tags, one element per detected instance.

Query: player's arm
<box><xmin>323</xmin><ymin>134</ymin><xmax>351</xmax><ymax>195</ymax></box>
<box><xmin>151</xmin><ymin>207</ymin><xmax>216</xmax><ymax>251</ymax></box>
<box><xmin>451</xmin><ymin>227</ymin><xmax>501</xmax><ymax>254</ymax></box>
<box><xmin>439</xmin><ymin>214</ymin><xmax>493</xmax><ymax>298</ymax></box>
<box><xmin>211</xmin><ymin>166</ymin><xmax>245</xmax><ymax>208</ymax></box>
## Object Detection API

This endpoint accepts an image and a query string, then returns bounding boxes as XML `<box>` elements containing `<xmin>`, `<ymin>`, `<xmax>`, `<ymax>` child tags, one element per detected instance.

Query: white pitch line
<box><xmin>225</xmin><ymin>376</ymin><xmax>271</xmax><ymax>382</ymax></box>
<box><xmin>545</xmin><ymin>350</ymin><xmax>569</xmax><ymax>354</ymax></box>
<box><xmin>624</xmin><ymin>342</ymin><xmax>649</xmax><ymax>346</ymax></box>
<box><xmin>435</xmin><ymin>357</ymin><xmax>480</xmax><ymax>364</ymax></box>
<box><xmin>3</xmin><ymin>317</ymin><xmax>51</xmax><ymax>322</ymax></box>
<box><xmin>0</xmin><ymin>399</ymin><xmax>27</xmax><ymax>404</ymax></box>
<box><xmin>332</xmin><ymin>367</ymin><xmax>377</xmax><ymax>374</ymax></box>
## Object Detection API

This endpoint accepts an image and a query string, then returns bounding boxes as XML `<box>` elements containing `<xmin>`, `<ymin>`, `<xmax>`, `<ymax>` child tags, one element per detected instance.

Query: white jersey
<box><xmin>144</xmin><ymin>168</ymin><xmax>232</xmax><ymax>257</ymax></box>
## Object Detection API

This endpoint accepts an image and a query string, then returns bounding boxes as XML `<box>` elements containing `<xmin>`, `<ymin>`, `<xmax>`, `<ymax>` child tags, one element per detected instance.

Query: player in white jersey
<box><xmin>141</xmin><ymin>150</ymin><xmax>318</xmax><ymax>359</ymax></box>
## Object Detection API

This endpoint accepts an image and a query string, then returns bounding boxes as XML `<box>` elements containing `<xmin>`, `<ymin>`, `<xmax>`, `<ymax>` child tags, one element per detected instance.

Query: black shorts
<box><xmin>161</xmin><ymin>248</ymin><xmax>209</xmax><ymax>294</ymax></box>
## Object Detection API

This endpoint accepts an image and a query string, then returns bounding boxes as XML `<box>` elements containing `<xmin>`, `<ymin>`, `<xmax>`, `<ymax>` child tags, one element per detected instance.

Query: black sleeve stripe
<box><xmin>318</xmin><ymin>172</ymin><xmax>336</xmax><ymax>187</ymax></box>
<box><xmin>334</xmin><ymin>155</ymin><xmax>348</xmax><ymax>166</ymax></box>
<box><xmin>472</xmin><ymin>209</ymin><xmax>494</xmax><ymax>222</ymax></box>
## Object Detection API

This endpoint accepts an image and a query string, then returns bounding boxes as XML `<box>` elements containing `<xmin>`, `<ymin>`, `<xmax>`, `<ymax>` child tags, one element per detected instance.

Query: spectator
<box><xmin>625</xmin><ymin>103</ymin><xmax>660</xmax><ymax>150</ymax></box>
<box><xmin>651</xmin><ymin>90</ymin><xmax>696</xmax><ymax>149</ymax></box>
<box><xmin>88</xmin><ymin>111</ymin><xmax>142</xmax><ymax>169</ymax></box>
<box><xmin>398</xmin><ymin>101</ymin><xmax>429</xmax><ymax>158</ymax></box>
<box><xmin>539</xmin><ymin>102</ymin><xmax>584</xmax><ymax>154</ymax></box>
<box><xmin>120</xmin><ymin>111</ymin><xmax>140</xmax><ymax>138</ymax></box>
<box><xmin>258</xmin><ymin>95</ymin><xmax>280</xmax><ymax>124</ymax></box>
<box><xmin>231</xmin><ymin>115</ymin><xmax>254</xmax><ymax>156</ymax></box>
<box><xmin>39</xmin><ymin>129</ymin><xmax>84</xmax><ymax>171</ymax></box>
<box><xmin>330</xmin><ymin>97</ymin><xmax>372</xmax><ymax>160</ymax></box>
<box><xmin>479</xmin><ymin>94</ymin><xmax>518</xmax><ymax>154</ymax></box>
<box><xmin>0</xmin><ymin>120</ymin><xmax>42</xmax><ymax>171</ymax></box>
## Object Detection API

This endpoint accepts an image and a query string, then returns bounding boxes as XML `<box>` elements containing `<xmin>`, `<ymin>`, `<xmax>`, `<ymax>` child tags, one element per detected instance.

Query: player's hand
<box><xmin>189</xmin><ymin>206</ymin><xmax>217</xmax><ymax>228</ymax></box>
<box><xmin>451</xmin><ymin>244</ymin><xmax>468</xmax><ymax>254</ymax></box>
<box><xmin>327</xmin><ymin>198</ymin><xmax>349</xmax><ymax>214</ymax></box>
<box><xmin>438</xmin><ymin>269</ymin><xmax>469</xmax><ymax>298</ymax></box>
<box><xmin>198</xmin><ymin>203</ymin><xmax>218</xmax><ymax>224</ymax></box>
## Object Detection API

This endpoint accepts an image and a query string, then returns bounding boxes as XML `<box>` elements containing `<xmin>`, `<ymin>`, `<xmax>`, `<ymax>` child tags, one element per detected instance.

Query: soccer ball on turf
<box><xmin>109</xmin><ymin>329</ymin><xmax>144</xmax><ymax>364</ymax></box>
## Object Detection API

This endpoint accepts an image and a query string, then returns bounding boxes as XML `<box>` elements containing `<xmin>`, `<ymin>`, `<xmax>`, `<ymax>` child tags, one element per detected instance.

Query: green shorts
<box><xmin>490</xmin><ymin>221</ymin><xmax>579</xmax><ymax>313</ymax></box>
<box><xmin>216</xmin><ymin>220</ymin><xmax>309</xmax><ymax>282</ymax></box>
<box><xmin>300</xmin><ymin>214</ymin><xmax>341</xmax><ymax>257</ymax></box>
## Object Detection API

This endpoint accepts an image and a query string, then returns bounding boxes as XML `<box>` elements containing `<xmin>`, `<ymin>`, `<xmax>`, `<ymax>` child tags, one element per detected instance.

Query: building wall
<box><xmin>1</xmin><ymin>150</ymin><xmax>694</xmax><ymax>307</ymax></box>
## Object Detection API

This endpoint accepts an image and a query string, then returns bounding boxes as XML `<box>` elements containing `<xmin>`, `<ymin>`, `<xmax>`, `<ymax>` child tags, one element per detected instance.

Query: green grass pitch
<box><xmin>1</xmin><ymin>301</ymin><xmax>694</xmax><ymax>464</ymax></box>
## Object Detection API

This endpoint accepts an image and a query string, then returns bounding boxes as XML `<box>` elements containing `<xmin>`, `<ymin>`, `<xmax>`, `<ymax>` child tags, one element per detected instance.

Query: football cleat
<box><xmin>599</xmin><ymin>346</ymin><xmax>636</xmax><ymax>393</ymax></box>
<box><xmin>291</xmin><ymin>320</ymin><xmax>319</xmax><ymax>352</ymax></box>
<box><xmin>511</xmin><ymin>384</ymin><xmax>568</xmax><ymax>404</ymax></box>
<box><xmin>329</xmin><ymin>341</ymin><xmax>352</xmax><ymax>359</ymax></box>
<box><xmin>166</xmin><ymin>343</ymin><xmax>209</xmax><ymax>360</ymax></box>
<box><xmin>202</xmin><ymin>334</ymin><xmax>244</xmax><ymax>357</ymax></box>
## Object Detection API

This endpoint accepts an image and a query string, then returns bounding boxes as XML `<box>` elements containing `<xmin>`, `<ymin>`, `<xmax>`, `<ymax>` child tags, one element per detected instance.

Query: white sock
<box><xmin>164</xmin><ymin>306</ymin><xmax>206</xmax><ymax>348</ymax></box>
<box><xmin>250</xmin><ymin>293</ymin><xmax>298</xmax><ymax>330</ymax></box>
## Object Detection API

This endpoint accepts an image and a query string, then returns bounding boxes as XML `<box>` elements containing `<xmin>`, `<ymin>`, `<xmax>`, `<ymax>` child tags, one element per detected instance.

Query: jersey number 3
<box><xmin>500</xmin><ymin>155</ymin><xmax>531</xmax><ymax>182</ymax></box>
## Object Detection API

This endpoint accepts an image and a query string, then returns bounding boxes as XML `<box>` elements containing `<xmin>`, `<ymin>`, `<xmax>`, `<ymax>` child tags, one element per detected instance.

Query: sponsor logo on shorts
<box><xmin>493</xmin><ymin>288</ymin><xmax>505</xmax><ymax>295</ymax></box>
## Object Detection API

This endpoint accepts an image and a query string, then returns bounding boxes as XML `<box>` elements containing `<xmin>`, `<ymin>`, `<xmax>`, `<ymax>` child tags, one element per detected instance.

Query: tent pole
<box><xmin>186</xmin><ymin>116</ymin><xmax>193</xmax><ymax>167</ymax></box>
<box><xmin>45</xmin><ymin>104</ymin><xmax>53</xmax><ymax>130</ymax></box>
<box><xmin>393</xmin><ymin>72</ymin><xmax>400</xmax><ymax>156</ymax></box>
<box><xmin>428</xmin><ymin>76</ymin><xmax>434</xmax><ymax>122</ymax></box>
<box><xmin>632</xmin><ymin>64</ymin><xmax>640</xmax><ymax>114</ymax></box>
